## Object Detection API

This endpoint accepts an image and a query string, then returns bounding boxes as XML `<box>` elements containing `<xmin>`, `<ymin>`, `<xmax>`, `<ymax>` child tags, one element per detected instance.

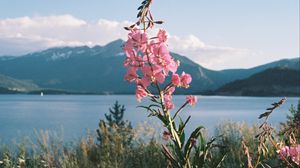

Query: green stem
<box><xmin>173</xmin><ymin>102</ymin><xmax>188</xmax><ymax>120</ymax></box>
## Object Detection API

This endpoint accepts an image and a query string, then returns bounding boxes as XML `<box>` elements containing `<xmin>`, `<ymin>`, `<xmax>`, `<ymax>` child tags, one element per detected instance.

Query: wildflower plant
<box><xmin>242</xmin><ymin>98</ymin><xmax>300</xmax><ymax>168</ymax></box>
<box><xmin>123</xmin><ymin>0</ymin><xmax>221</xmax><ymax>167</ymax></box>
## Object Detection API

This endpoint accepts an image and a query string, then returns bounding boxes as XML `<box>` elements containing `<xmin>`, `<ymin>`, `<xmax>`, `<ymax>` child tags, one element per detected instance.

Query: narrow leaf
<box><xmin>184</xmin><ymin>126</ymin><xmax>204</xmax><ymax>158</ymax></box>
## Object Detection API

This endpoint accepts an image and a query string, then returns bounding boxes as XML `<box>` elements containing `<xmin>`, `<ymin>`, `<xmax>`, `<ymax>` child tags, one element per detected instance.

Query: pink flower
<box><xmin>153</xmin><ymin>43</ymin><xmax>170</xmax><ymax>61</ymax></box>
<box><xmin>155</xmin><ymin>71</ymin><xmax>165</xmax><ymax>84</ymax></box>
<box><xmin>165</xmin><ymin>86</ymin><xmax>175</xmax><ymax>95</ymax></box>
<box><xmin>123</xmin><ymin>39</ymin><xmax>135</xmax><ymax>58</ymax></box>
<box><xmin>172</xmin><ymin>74</ymin><xmax>181</xmax><ymax>86</ymax></box>
<box><xmin>165</xmin><ymin>101</ymin><xmax>174</xmax><ymax>110</ymax></box>
<box><xmin>290</xmin><ymin>146</ymin><xmax>299</xmax><ymax>156</ymax></box>
<box><xmin>124</xmin><ymin>67</ymin><xmax>138</xmax><ymax>82</ymax></box>
<box><xmin>157</xmin><ymin>29</ymin><xmax>168</xmax><ymax>43</ymax></box>
<box><xmin>181</xmin><ymin>72</ymin><xmax>192</xmax><ymax>88</ymax></box>
<box><xmin>172</xmin><ymin>72</ymin><xmax>192</xmax><ymax>88</ymax></box>
<box><xmin>290</xmin><ymin>145</ymin><xmax>300</xmax><ymax>165</ymax></box>
<box><xmin>123</xmin><ymin>28</ymin><xmax>194</xmax><ymax>103</ymax></box>
<box><xmin>141</xmin><ymin>65</ymin><xmax>165</xmax><ymax>84</ymax></box>
<box><xmin>137</xmin><ymin>77</ymin><xmax>151</xmax><ymax>88</ymax></box>
<box><xmin>186</xmin><ymin>95</ymin><xmax>197</xmax><ymax>106</ymax></box>
<box><xmin>164</xmin><ymin>95</ymin><xmax>174</xmax><ymax>110</ymax></box>
<box><xmin>136</xmin><ymin>85</ymin><xmax>148</xmax><ymax>102</ymax></box>
<box><xmin>167</xmin><ymin>59</ymin><xmax>178</xmax><ymax>73</ymax></box>
<box><xmin>128</xmin><ymin>28</ymin><xmax>148</xmax><ymax>52</ymax></box>
<box><xmin>278</xmin><ymin>145</ymin><xmax>300</xmax><ymax>165</ymax></box>
<box><xmin>279</xmin><ymin>146</ymin><xmax>290</xmax><ymax>158</ymax></box>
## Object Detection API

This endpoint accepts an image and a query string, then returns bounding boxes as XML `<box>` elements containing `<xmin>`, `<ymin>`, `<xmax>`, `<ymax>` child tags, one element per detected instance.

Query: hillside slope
<box><xmin>216</xmin><ymin>68</ymin><xmax>300</xmax><ymax>96</ymax></box>
<box><xmin>0</xmin><ymin>74</ymin><xmax>39</xmax><ymax>92</ymax></box>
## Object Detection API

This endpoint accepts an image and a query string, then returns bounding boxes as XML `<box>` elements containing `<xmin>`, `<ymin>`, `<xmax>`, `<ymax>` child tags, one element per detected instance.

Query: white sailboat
<box><xmin>40</xmin><ymin>92</ymin><xmax>44</xmax><ymax>96</ymax></box>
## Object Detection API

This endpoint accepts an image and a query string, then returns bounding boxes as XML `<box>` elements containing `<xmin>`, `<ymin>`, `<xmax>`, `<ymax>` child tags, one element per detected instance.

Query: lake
<box><xmin>0</xmin><ymin>95</ymin><xmax>298</xmax><ymax>143</ymax></box>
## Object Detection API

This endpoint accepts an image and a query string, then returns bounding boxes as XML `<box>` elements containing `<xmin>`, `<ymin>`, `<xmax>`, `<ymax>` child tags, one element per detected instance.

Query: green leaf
<box><xmin>192</xmin><ymin>134</ymin><xmax>206</xmax><ymax>166</ymax></box>
<box><xmin>169</xmin><ymin>143</ymin><xmax>185</xmax><ymax>166</ymax></box>
<box><xmin>199</xmin><ymin>133</ymin><xmax>206</xmax><ymax>151</ymax></box>
<box><xmin>180</xmin><ymin>130</ymin><xmax>185</xmax><ymax>147</ymax></box>
<box><xmin>213</xmin><ymin>154</ymin><xmax>227</xmax><ymax>168</ymax></box>
<box><xmin>178</xmin><ymin>117</ymin><xmax>187</xmax><ymax>145</ymax></box>
<box><xmin>170</xmin><ymin>127</ymin><xmax>180</xmax><ymax>144</ymax></box>
<box><xmin>150</xmin><ymin>97</ymin><xmax>159</xmax><ymax>103</ymax></box>
<box><xmin>178</xmin><ymin>116</ymin><xmax>191</xmax><ymax>136</ymax></box>
<box><xmin>183</xmin><ymin>126</ymin><xmax>204</xmax><ymax>159</ymax></box>
<box><xmin>161</xmin><ymin>144</ymin><xmax>180</xmax><ymax>167</ymax></box>
<box><xmin>178</xmin><ymin>117</ymin><xmax>184</xmax><ymax>133</ymax></box>
<box><xmin>137</xmin><ymin>105</ymin><xmax>158</xmax><ymax>117</ymax></box>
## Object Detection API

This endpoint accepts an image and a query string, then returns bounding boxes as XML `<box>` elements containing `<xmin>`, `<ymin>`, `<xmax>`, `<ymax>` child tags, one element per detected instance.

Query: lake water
<box><xmin>0</xmin><ymin>95</ymin><xmax>298</xmax><ymax>143</ymax></box>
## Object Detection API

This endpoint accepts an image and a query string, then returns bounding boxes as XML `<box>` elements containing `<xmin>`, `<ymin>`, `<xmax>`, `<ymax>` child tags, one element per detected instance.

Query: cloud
<box><xmin>167</xmin><ymin>35</ymin><xmax>255</xmax><ymax>69</ymax></box>
<box><xmin>0</xmin><ymin>15</ymin><xmax>255</xmax><ymax>69</ymax></box>
<box><xmin>0</xmin><ymin>15</ymin><xmax>130</xmax><ymax>55</ymax></box>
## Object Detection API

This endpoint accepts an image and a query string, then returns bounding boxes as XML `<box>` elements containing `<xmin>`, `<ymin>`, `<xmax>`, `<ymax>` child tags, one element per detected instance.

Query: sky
<box><xmin>0</xmin><ymin>0</ymin><xmax>299</xmax><ymax>70</ymax></box>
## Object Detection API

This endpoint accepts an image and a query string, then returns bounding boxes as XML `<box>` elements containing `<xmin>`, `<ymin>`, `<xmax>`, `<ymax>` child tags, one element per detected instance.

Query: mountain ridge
<box><xmin>0</xmin><ymin>39</ymin><xmax>299</xmax><ymax>95</ymax></box>
<box><xmin>216</xmin><ymin>67</ymin><xmax>300</xmax><ymax>96</ymax></box>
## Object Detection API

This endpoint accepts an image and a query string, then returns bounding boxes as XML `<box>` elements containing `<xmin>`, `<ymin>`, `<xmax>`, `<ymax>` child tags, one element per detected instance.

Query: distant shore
<box><xmin>1</xmin><ymin>90</ymin><xmax>299</xmax><ymax>97</ymax></box>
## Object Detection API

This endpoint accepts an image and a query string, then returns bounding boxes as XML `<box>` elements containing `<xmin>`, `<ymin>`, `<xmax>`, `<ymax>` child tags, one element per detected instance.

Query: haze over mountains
<box><xmin>0</xmin><ymin>39</ymin><xmax>299</xmax><ymax>96</ymax></box>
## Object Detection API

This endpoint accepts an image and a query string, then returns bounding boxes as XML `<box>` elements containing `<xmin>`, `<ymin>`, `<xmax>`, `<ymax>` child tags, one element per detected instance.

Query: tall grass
<box><xmin>0</xmin><ymin>100</ymin><xmax>299</xmax><ymax>167</ymax></box>
<box><xmin>213</xmin><ymin>121</ymin><xmax>260</xmax><ymax>167</ymax></box>
<box><xmin>0</xmin><ymin>124</ymin><xmax>167</xmax><ymax>168</ymax></box>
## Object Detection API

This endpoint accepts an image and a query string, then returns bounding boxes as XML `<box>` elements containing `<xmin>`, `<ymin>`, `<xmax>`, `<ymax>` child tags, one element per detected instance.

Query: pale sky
<box><xmin>0</xmin><ymin>0</ymin><xmax>299</xmax><ymax>70</ymax></box>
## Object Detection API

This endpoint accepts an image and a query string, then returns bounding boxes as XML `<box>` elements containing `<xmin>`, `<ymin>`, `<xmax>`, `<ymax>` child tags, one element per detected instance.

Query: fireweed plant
<box><xmin>242</xmin><ymin>98</ymin><xmax>300</xmax><ymax>167</ymax></box>
<box><xmin>123</xmin><ymin>0</ymin><xmax>223</xmax><ymax>167</ymax></box>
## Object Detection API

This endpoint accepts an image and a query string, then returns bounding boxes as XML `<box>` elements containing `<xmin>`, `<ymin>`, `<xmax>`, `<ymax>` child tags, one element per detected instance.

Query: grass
<box><xmin>0</xmin><ymin>100</ymin><xmax>299</xmax><ymax>168</ymax></box>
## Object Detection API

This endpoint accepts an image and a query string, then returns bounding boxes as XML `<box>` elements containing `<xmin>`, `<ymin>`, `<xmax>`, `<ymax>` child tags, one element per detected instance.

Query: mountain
<box><xmin>216</xmin><ymin>68</ymin><xmax>300</xmax><ymax>96</ymax></box>
<box><xmin>0</xmin><ymin>40</ymin><xmax>131</xmax><ymax>93</ymax></box>
<box><xmin>165</xmin><ymin>55</ymin><xmax>299</xmax><ymax>93</ymax></box>
<box><xmin>0</xmin><ymin>74</ymin><xmax>39</xmax><ymax>92</ymax></box>
<box><xmin>0</xmin><ymin>87</ymin><xmax>20</xmax><ymax>94</ymax></box>
<box><xmin>218</xmin><ymin>58</ymin><xmax>300</xmax><ymax>81</ymax></box>
<box><xmin>0</xmin><ymin>39</ymin><xmax>299</xmax><ymax>94</ymax></box>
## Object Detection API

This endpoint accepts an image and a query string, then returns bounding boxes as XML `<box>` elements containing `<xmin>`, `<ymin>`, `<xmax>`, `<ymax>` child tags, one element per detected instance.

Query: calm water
<box><xmin>0</xmin><ymin>95</ymin><xmax>298</xmax><ymax>143</ymax></box>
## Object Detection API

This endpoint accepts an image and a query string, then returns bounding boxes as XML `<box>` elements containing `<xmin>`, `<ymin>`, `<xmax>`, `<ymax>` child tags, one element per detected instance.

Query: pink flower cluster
<box><xmin>172</xmin><ymin>72</ymin><xmax>192</xmax><ymax>88</ymax></box>
<box><xmin>186</xmin><ymin>95</ymin><xmax>197</xmax><ymax>106</ymax></box>
<box><xmin>123</xmin><ymin>28</ymin><xmax>197</xmax><ymax>109</ymax></box>
<box><xmin>278</xmin><ymin>145</ymin><xmax>300</xmax><ymax>165</ymax></box>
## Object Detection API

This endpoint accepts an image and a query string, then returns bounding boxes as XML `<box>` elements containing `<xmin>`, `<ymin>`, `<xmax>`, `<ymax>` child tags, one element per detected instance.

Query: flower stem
<box><xmin>173</xmin><ymin>102</ymin><xmax>188</xmax><ymax>120</ymax></box>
